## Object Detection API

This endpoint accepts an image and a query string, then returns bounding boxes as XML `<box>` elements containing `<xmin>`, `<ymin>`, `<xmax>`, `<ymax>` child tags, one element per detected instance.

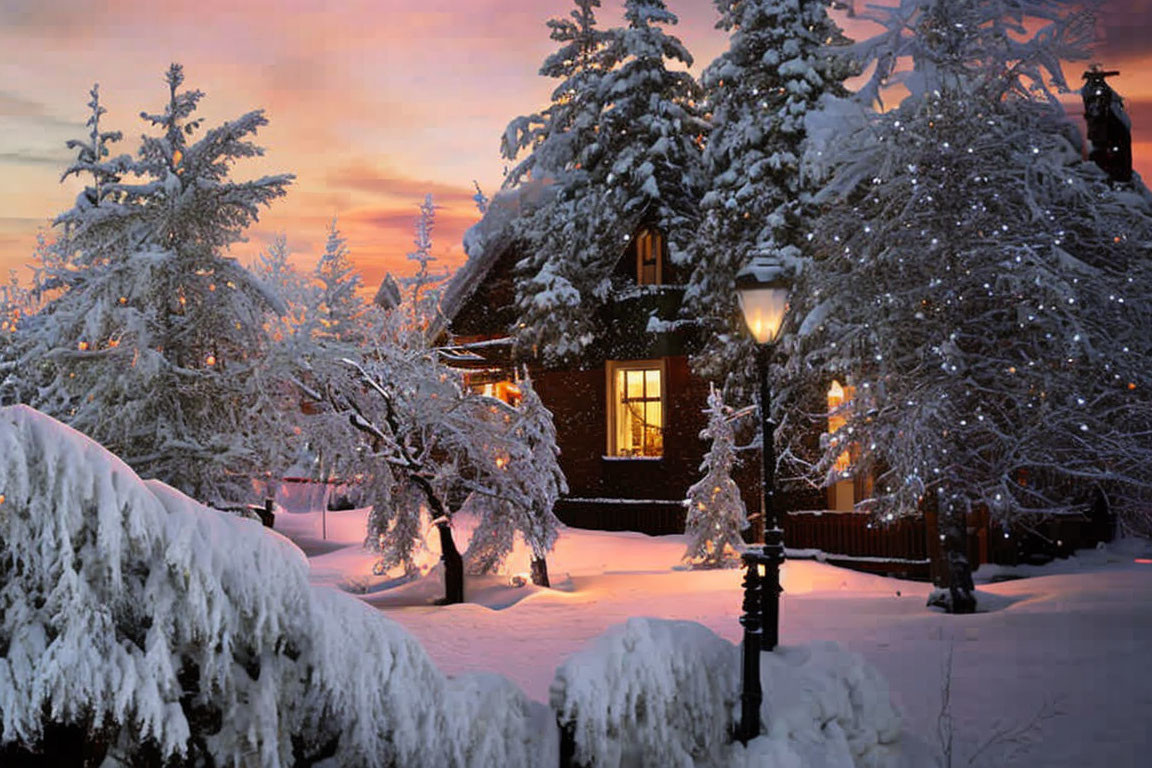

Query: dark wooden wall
<box><xmin>533</xmin><ymin>355</ymin><xmax>727</xmax><ymax>506</ymax></box>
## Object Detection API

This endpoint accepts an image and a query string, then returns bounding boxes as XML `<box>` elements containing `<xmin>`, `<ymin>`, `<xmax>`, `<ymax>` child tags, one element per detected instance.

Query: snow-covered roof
<box><xmin>437</xmin><ymin>180</ymin><xmax>553</xmax><ymax>334</ymax></box>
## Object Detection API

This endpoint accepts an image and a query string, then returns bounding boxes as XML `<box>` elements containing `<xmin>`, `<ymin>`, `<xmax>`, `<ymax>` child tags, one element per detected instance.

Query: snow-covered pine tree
<box><xmin>0</xmin><ymin>272</ymin><xmax>33</xmax><ymax>403</ymax></box>
<box><xmin>787</xmin><ymin>0</ymin><xmax>1152</xmax><ymax>612</ymax></box>
<box><xmin>313</xmin><ymin>218</ymin><xmax>366</xmax><ymax>347</ymax></box>
<box><xmin>400</xmin><ymin>194</ymin><xmax>449</xmax><ymax>336</ymax></box>
<box><xmin>54</xmin><ymin>84</ymin><xmax>129</xmax><ymax>257</ymax></box>
<box><xmin>500</xmin><ymin>0</ymin><xmax>615</xmax><ymax>190</ymax></box>
<box><xmin>685</xmin><ymin>0</ymin><xmax>855</xmax><ymax>401</ymax></box>
<box><xmin>255</xmin><ymin>233</ymin><xmax>313</xmax><ymax>349</ymax></box>
<box><xmin>465</xmin><ymin>371</ymin><xmax>567</xmax><ymax>586</ymax></box>
<box><xmin>683</xmin><ymin>385</ymin><xmax>748</xmax><ymax>568</ymax></box>
<box><xmin>506</xmin><ymin>0</ymin><xmax>706</xmax><ymax>363</ymax></box>
<box><xmin>8</xmin><ymin>65</ymin><xmax>294</xmax><ymax>504</ymax></box>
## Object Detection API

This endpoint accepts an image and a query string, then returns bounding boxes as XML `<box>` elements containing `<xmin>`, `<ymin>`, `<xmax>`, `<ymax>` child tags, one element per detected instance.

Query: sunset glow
<box><xmin>1</xmin><ymin>0</ymin><xmax>1149</xmax><ymax>291</ymax></box>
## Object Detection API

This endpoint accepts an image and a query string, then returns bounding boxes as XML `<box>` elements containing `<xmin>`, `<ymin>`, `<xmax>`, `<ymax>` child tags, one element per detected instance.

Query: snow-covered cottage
<box><xmin>439</xmin><ymin>192</ymin><xmax>760</xmax><ymax>539</ymax></box>
<box><xmin>436</xmin><ymin>67</ymin><xmax>1136</xmax><ymax>578</ymax></box>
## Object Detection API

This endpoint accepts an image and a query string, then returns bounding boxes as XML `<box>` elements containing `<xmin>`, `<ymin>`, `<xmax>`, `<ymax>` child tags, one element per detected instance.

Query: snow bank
<box><xmin>552</xmin><ymin>618</ymin><xmax>905</xmax><ymax>768</ymax></box>
<box><xmin>743</xmin><ymin>643</ymin><xmax>904</xmax><ymax>768</ymax></box>
<box><xmin>0</xmin><ymin>405</ymin><xmax>552</xmax><ymax>767</ymax></box>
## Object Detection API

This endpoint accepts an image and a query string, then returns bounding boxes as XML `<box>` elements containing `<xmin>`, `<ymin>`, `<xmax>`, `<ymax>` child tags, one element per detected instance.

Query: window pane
<box><xmin>626</xmin><ymin>370</ymin><xmax>644</xmax><ymax>400</ymax></box>
<box><xmin>645</xmin><ymin>369</ymin><xmax>661</xmax><ymax>399</ymax></box>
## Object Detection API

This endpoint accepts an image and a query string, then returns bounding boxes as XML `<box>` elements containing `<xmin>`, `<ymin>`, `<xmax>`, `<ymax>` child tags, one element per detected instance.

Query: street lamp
<box><xmin>734</xmin><ymin>258</ymin><xmax>790</xmax><ymax>744</ymax></box>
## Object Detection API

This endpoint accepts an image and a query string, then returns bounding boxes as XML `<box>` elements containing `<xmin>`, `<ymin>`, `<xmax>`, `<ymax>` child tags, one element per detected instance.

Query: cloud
<box><xmin>0</xmin><ymin>150</ymin><xmax>71</xmax><ymax>166</ymax></box>
<box><xmin>1098</xmin><ymin>1</ymin><xmax>1152</xmax><ymax>59</ymax></box>
<box><xmin>340</xmin><ymin>204</ymin><xmax>478</xmax><ymax>237</ymax></box>
<box><xmin>1126</xmin><ymin>98</ymin><xmax>1152</xmax><ymax>129</ymax></box>
<box><xmin>326</xmin><ymin>165</ymin><xmax>477</xmax><ymax>207</ymax></box>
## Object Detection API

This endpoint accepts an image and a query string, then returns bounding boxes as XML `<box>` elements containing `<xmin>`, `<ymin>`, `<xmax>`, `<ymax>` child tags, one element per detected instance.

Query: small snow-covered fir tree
<box><xmin>0</xmin><ymin>271</ymin><xmax>33</xmax><ymax>402</ymax></box>
<box><xmin>505</xmin><ymin>0</ymin><xmax>706</xmax><ymax>363</ymax></box>
<box><xmin>399</xmin><ymin>194</ymin><xmax>450</xmax><ymax>336</ymax></box>
<box><xmin>466</xmin><ymin>371</ymin><xmax>567</xmax><ymax>586</ymax></box>
<box><xmin>787</xmin><ymin>0</ymin><xmax>1152</xmax><ymax>612</ymax></box>
<box><xmin>683</xmin><ymin>385</ymin><xmax>748</xmax><ymax>568</ymax></box>
<box><xmin>7</xmin><ymin>65</ymin><xmax>294</xmax><ymax>504</ymax></box>
<box><xmin>312</xmin><ymin>218</ymin><xmax>366</xmax><ymax>346</ymax></box>
<box><xmin>254</xmin><ymin>233</ymin><xmax>313</xmax><ymax>349</ymax></box>
<box><xmin>685</xmin><ymin>0</ymin><xmax>855</xmax><ymax>399</ymax></box>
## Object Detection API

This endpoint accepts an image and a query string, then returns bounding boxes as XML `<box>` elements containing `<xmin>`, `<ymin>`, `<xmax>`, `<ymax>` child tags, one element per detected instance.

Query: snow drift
<box><xmin>0</xmin><ymin>405</ymin><xmax>552</xmax><ymax>766</ymax></box>
<box><xmin>552</xmin><ymin>618</ymin><xmax>906</xmax><ymax>768</ymax></box>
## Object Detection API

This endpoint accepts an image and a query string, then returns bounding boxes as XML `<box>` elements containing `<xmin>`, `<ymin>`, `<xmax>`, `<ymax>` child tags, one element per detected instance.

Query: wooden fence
<box><xmin>784</xmin><ymin>511</ymin><xmax>930</xmax><ymax>578</ymax></box>
<box><xmin>555</xmin><ymin>498</ymin><xmax>687</xmax><ymax>536</ymax></box>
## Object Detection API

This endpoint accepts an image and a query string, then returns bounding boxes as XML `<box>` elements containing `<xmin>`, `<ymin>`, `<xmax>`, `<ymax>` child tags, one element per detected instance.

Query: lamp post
<box><xmin>733</xmin><ymin>259</ymin><xmax>790</xmax><ymax>744</ymax></box>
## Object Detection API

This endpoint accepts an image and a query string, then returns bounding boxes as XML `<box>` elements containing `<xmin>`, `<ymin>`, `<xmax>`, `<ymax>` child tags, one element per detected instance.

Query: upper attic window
<box><xmin>634</xmin><ymin>227</ymin><xmax>665</xmax><ymax>285</ymax></box>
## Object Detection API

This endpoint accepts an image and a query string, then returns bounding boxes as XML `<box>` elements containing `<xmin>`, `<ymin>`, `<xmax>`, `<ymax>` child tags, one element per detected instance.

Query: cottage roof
<box><xmin>437</xmin><ymin>180</ymin><xmax>554</xmax><ymax>335</ymax></box>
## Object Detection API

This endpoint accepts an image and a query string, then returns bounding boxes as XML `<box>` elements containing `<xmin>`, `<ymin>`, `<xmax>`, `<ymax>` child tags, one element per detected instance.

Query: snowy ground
<box><xmin>275</xmin><ymin>502</ymin><xmax>1152</xmax><ymax>768</ymax></box>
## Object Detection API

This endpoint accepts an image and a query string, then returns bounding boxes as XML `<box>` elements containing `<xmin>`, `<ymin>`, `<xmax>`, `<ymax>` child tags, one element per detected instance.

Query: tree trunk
<box><xmin>939</xmin><ymin>494</ymin><xmax>976</xmax><ymax>614</ymax></box>
<box><xmin>435</xmin><ymin>521</ymin><xmax>464</xmax><ymax>605</ymax></box>
<box><xmin>530</xmin><ymin>556</ymin><xmax>550</xmax><ymax>588</ymax></box>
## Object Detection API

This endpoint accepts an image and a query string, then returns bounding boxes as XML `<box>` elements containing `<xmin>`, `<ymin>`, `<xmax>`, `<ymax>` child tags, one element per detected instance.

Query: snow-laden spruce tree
<box><xmin>683</xmin><ymin>385</ymin><xmax>748</xmax><ymax>568</ymax></box>
<box><xmin>786</xmin><ymin>0</ymin><xmax>1152</xmax><ymax>612</ymax></box>
<box><xmin>7</xmin><ymin>65</ymin><xmax>293</xmax><ymax>504</ymax></box>
<box><xmin>466</xmin><ymin>371</ymin><xmax>567</xmax><ymax>587</ymax></box>
<box><xmin>253</xmin><ymin>233</ymin><xmax>314</xmax><ymax>354</ymax></box>
<box><xmin>500</xmin><ymin>0</ymin><xmax>616</xmax><ymax>190</ymax></box>
<box><xmin>506</xmin><ymin>0</ymin><xmax>706</xmax><ymax>363</ymax></box>
<box><xmin>684</xmin><ymin>0</ymin><xmax>855</xmax><ymax>400</ymax></box>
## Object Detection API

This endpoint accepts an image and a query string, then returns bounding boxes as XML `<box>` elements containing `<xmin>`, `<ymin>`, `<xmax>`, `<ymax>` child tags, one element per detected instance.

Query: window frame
<box><xmin>605</xmin><ymin>358</ymin><xmax>667</xmax><ymax>459</ymax></box>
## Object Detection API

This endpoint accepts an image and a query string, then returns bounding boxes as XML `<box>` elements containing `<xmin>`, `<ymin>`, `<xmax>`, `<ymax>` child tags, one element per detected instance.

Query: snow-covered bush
<box><xmin>0</xmin><ymin>405</ymin><xmax>552</xmax><ymax>766</ymax></box>
<box><xmin>551</xmin><ymin>618</ymin><xmax>906</xmax><ymax>768</ymax></box>
<box><xmin>552</xmin><ymin>617</ymin><xmax>739</xmax><ymax>767</ymax></box>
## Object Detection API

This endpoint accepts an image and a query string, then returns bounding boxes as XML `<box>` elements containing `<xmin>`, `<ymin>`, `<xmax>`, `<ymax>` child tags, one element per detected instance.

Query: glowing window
<box><xmin>608</xmin><ymin>360</ymin><xmax>664</xmax><ymax>457</ymax></box>
<box><xmin>478</xmin><ymin>380</ymin><xmax>522</xmax><ymax>407</ymax></box>
<box><xmin>466</xmin><ymin>375</ymin><xmax>522</xmax><ymax>407</ymax></box>
<box><xmin>828</xmin><ymin>380</ymin><xmax>856</xmax><ymax>511</ymax></box>
<box><xmin>827</xmin><ymin>380</ymin><xmax>854</xmax><ymax>473</ymax></box>
<box><xmin>635</xmin><ymin>228</ymin><xmax>664</xmax><ymax>285</ymax></box>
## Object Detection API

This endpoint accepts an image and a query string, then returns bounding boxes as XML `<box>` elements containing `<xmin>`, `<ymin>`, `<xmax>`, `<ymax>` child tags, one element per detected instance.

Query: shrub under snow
<box><xmin>0</xmin><ymin>405</ymin><xmax>552</xmax><ymax>766</ymax></box>
<box><xmin>551</xmin><ymin>617</ymin><xmax>906</xmax><ymax>768</ymax></box>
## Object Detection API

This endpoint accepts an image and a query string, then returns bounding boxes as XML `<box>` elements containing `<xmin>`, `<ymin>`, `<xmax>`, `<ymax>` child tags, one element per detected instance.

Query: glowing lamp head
<box><xmin>735</xmin><ymin>260</ymin><xmax>791</xmax><ymax>345</ymax></box>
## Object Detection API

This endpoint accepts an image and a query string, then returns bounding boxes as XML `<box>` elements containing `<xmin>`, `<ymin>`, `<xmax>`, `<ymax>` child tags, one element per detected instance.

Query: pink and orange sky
<box><xmin>1</xmin><ymin>0</ymin><xmax>1149</xmax><ymax>291</ymax></box>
